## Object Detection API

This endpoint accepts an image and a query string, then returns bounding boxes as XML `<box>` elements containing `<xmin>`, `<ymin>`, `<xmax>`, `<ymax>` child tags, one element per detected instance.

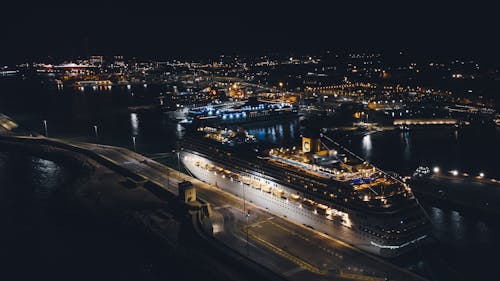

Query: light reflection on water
<box><xmin>346</xmin><ymin>127</ymin><xmax>499</xmax><ymax>178</ymax></box>
<box><xmin>130</xmin><ymin>113</ymin><xmax>139</xmax><ymax>136</ymax></box>
<box><xmin>246</xmin><ymin>119</ymin><xmax>299</xmax><ymax>145</ymax></box>
<box><xmin>450</xmin><ymin>210</ymin><xmax>463</xmax><ymax>239</ymax></box>
<box><xmin>431</xmin><ymin>207</ymin><xmax>444</xmax><ymax>225</ymax></box>
<box><xmin>401</xmin><ymin>131</ymin><xmax>411</xmax><ymax>160</ymax></box>
<box><xmin>361</xmin><ymin>134</ymin><xmax>372</xmax><ymax>157</ymax></box>
<box><xmin>28</xmin><ymin>157</ymin><xmax>66</xmax><ymax>206</ymax></box>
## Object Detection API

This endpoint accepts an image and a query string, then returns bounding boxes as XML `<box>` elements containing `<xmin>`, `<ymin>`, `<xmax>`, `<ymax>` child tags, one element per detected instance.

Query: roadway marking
<box><xmin>233</xmin><ymin>233</ymin><xmax>259</xmax><ymax>248</ymax></box>
<box><xmin>247</xmin><ymin>216</ymin><xmax>275</xmax><ymax>228</ymax></box>
<box><xmin>268</xmin><ymin>220</ymin><xmax>311</xmax><ymax>242</ymax></box>
<box><xmin>339</xmin><ymin>271</ymin><xmax>386</xmax><ymax>281</ymax></box>
<box><xmin>213</xmin><ymin>204</ymin><xmax>231</xmax><ymax>210</ymax></box>
<box><xmin>246</xmin><ymin>228</ymin><xmax>327</xmax><ymax>275</ymax></box>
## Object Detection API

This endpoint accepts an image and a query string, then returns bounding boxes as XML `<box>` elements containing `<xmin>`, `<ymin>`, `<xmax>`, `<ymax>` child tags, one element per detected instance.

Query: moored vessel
<box><xmin>179</xmin><ymin>127</ymin><xmax>430</xmax><ymax>257</ymax></box>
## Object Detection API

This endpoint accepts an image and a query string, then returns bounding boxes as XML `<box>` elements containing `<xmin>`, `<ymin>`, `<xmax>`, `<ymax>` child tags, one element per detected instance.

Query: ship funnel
<box><xmin>302</xmin><ymin>136</ymin><xmax>321</xmax><ymax>153</ymax></box>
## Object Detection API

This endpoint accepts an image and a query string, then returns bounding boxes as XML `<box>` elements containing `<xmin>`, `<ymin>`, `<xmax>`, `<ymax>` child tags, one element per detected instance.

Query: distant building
<box><xmin>89</xmin><ymin>55</ymin><xmax>104</xmax><ymax>66</ymax></box>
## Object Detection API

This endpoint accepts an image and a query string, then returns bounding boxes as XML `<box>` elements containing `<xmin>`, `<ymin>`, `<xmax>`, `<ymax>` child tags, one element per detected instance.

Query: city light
<box><xmin>451</xmin><ymin>170</ymin><xmax>459</xmax><ymax>176</ymax></box>
<box><xmin>433</xmin><ymin>166</ymin><xmax>440</xmax><ymax>173</ymax></box>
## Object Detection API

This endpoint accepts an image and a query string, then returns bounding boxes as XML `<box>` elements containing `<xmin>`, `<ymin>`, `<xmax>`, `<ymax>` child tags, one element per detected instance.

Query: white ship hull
<box><xmin>181</xmin><ymin>151</ymin><xmax>426</xmax><ymax>257</ymax></box>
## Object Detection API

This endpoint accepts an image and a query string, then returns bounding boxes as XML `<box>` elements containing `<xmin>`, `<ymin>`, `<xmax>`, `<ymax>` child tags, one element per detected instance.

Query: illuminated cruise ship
<box><xmin>179</xmin><ymin>127</ymin><xmax>430</xmax><ymax>257</ymax></box>
<box><xmin>187</xmin><ymin>97</ymin><xmax>298</xmax><ymax>125</ymax></box>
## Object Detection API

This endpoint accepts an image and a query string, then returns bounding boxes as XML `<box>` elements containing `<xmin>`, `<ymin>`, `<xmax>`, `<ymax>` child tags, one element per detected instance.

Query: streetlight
<box><xmin>93</xmin><ymin>125</ymin><xmax>98</xmax><ymax>144</ymax></box>
<box><xmin>132</xmin><ymin>136</ymin><xmax>136</xmax><ymax>152</ymax></box>
<box><xmin>479</xmin><ymin>172</ymin><xmax>485</xmax><ymax>178</ymax></box>
<box><xmin>173</xmin><ymin>150</ymin><xmax>180</xmax><ymax>177</ymax></box>
<box><xmin>241</xmin><ymin>173</ymin><xmax>250</xmax><ymax>256</ymax></box>
<box><xmin>43</xmin><ymin>120</ymin><xmax>48</xmax><ymax>137</ymax></box>
<box><xmin>278</xmin><ymin>82</ymin><xmax>284</xmax><ymax>95</ymax></box>
<box><xmin>246</xmin><ymin>210</ymin><xmax>250</xmax><ymax>257</ymax></box>
<box><xmin>433</xmin><ymin>166</ymin><xmax>440</xmax><ymax>173</ymax></box>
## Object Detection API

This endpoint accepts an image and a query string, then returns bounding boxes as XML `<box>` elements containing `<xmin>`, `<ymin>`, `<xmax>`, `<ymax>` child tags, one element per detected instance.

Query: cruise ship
<box><xmin>188</xmin><ymin>97</ymin><xmax>298</xmax><ymax>126</ymax></box>
<box><xmin>179</xmin><ymin>127</ymin><xmax>430</xmax><ymax>257</ymax></box>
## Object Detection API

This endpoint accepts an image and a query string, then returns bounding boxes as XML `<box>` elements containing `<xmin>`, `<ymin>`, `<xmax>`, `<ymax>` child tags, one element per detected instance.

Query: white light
<box><xmin>479</xmin><ymin>172</ymin><xmax>485</xmax><ymax>178</ymax></box>
<box><xmin>433</xmin><ymin>167</ymin><xmax>440</xmax><ymax>173</ymax></box>
<box><xmin>130</xmin><ymin>113</ymin><xmax>139</xmax><ymax>135</ymax></box>
<box><xmin>451</xmin><ymin>170</ymin><xmax>459</xmax><ymax>176</ymax></box>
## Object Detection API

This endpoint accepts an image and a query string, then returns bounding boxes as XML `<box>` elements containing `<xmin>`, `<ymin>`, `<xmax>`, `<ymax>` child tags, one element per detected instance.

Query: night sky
<box><xmin>2</xmin><ymin>2</ymin><xmax>499</xmax><ymax>64</ymax></box>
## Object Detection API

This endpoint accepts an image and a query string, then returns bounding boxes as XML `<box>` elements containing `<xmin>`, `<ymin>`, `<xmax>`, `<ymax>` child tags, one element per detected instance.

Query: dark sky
<box><xmin>2</xmin><ymin>2</ymin><xmax>499</xmax><ymax>64</ymax></box>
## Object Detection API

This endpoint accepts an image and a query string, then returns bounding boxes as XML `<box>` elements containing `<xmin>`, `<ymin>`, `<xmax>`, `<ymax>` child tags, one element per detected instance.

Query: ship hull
<box><xmin>181</xmin><ymin>151</ymin><xmax>425</xmax><ymax>258</ymax></box>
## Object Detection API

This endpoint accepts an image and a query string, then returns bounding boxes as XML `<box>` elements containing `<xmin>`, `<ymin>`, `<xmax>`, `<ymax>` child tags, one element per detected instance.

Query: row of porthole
<box><xmin>213</xmin><ymin>167</ymin><xmax>350</xmax><ymax>227</ymax></box>
<box><xmin>250</xmin><ymin>187</ymin><xmax>342</xmax><ymax>227</ymax></box>
<box><xmin>203</xmin><ymin>165</ymin><xmax>325</xmax><ymax>223</ymax></box>
<box><xmin>193</xmin><ymin>156</ymin><xmax>335</xmax><ymax>208</ymax></box>
<box><xmin>193</xmin><ymin>162</ymin><xmax>366</xmax><ymax>239</ymax></box>
<box><xmin>214</xmin><ymin>170</ymin><xmax>377</xmax><ymax>243</ymax></box>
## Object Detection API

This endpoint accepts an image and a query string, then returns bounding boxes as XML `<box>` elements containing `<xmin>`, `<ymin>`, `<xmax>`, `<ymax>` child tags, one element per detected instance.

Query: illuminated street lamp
<box><xmin>479</xmin><ymin>172</ymin><xmax>485</xmax><ymax>178</ymax></box>
<box><xmin>433</xmin><ymin>166</ymin><xmax>440</xmax><ymax>173</ymax></box>
<box><xmin>451</xmin><ymin>170</ymin><xmax>459</xmax><ymax>176</ymax></box>
<box><xmin>246</xmin><ymin>210</ymin><xmax>250</xmax><ymax>257</ymax></box>
<box><xmin>173</xmin><ymin>149</ymin><xmax>180</xmax><ymax>177</ymax></box>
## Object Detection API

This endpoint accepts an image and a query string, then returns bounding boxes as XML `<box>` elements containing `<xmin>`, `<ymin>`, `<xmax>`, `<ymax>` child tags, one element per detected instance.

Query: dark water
<box><xmin>0</xmin><ymin>152</ymin><xmax>171</xmax><ymax>281</ymax></box>
<box><xmin>1</xmin><ymin>76</ymin><xmax>499</xmax><ymax>280</ymax></box>
<box><xmin>329</xmin><ymin>127</ymin><xmax>499</xmax><ymax>178</ymax></box>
